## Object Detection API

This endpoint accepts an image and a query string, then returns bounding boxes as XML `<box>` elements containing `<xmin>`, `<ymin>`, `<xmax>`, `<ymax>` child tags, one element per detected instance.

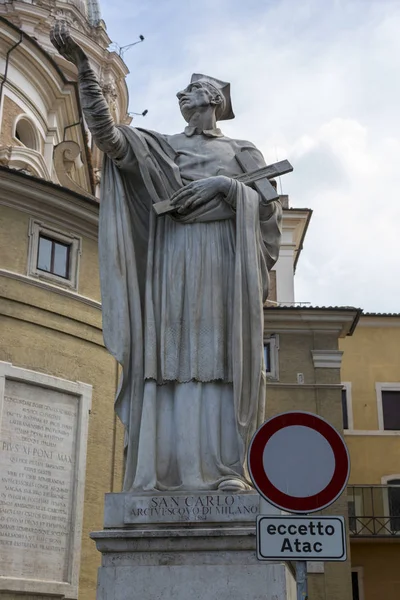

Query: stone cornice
<box><xmin>282</xmin><ymin>207</ymin><xmax>312</xmax><ymax>270</ymax></box>
<box><xmin>0</xmin><ymin>166</ymin><xmax>98</xmax><ymax>239</ymax></box>
<box><xmin>311</xmin><ymin>350</ymin><xmax>343</xmax><ymax>369</ymax></box>
<box><xmin>0</xmin><ymin>269</ymin><xmax>101</xmax><ymax>310</ymax></box>
<box><xmin>264</xmin><ymin>307</ymin><xmax>361</xmax><ymax>338</ymax></box>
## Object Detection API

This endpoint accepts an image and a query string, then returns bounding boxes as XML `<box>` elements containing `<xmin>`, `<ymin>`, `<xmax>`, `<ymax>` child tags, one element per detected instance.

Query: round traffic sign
<box><xmin>248</xmin><ymin>411</ymin><xmax>350</xmax><ymax>513</ymax></box>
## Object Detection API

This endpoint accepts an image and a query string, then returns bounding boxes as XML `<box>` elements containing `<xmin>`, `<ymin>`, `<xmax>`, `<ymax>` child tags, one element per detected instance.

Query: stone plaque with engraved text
<box><xmin>104</xmin><ymin>492</ymin><xmax>260</xmax><ymax>527</ymax></box>
<box><xmin>0</xmin><ymin>380</ymin><xmax>78</xmax><ymax>582</ymax></box>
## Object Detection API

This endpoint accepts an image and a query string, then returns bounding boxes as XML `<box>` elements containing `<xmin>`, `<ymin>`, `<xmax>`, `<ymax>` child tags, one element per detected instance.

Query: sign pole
<box><xmin>295</xmin><ymin>560</ymin><xmax>308</xmax><ymax>600</ymax></box>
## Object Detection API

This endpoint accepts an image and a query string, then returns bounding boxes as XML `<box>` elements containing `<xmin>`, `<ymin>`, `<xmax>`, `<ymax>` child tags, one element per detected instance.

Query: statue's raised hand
<box><xmin>50</xmin><ymin>21</ymin><xmax>88</xmax><ymax>68</ymax></box>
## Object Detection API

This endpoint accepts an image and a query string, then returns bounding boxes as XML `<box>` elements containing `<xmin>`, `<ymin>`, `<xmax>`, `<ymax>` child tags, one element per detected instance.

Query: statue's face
<box><xmin>176</xmin><ymin>81</ymin><xmax>217</xmax><ymax>122</ymax></box>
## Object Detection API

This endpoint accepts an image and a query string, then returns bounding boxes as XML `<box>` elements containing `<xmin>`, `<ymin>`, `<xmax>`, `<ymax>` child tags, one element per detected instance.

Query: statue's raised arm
<box><xmin>50</xmin><ymin>21</ymin><xmax>127</xmax><ymax>160</ymax></box>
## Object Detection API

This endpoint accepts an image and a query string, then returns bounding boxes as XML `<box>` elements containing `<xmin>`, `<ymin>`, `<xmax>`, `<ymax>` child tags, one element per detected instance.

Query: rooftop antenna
<box><xmin>111</xmin><ymin>35</ymin><xmax>145</xmax><ymax>58</ymax></box>
<box><xmin>129</xmin><ymin>110</ymin><xmax>148</xmax><ymax>118</ymax></box>
<box><xmin>108</xmin><ymin>35</ymin><xmax>147</xmax><ymax>121</ymax></box>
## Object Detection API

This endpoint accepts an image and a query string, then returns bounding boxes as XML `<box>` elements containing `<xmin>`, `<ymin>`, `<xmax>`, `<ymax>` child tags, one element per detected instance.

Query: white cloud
<box><xmin>101</xmin><ymin>0</ymin><xmax>400</xmax><ymax>312</ymax></box>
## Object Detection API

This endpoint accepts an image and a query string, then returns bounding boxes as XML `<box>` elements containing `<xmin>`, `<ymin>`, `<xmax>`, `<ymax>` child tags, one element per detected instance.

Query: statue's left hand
<box><xmin>170</xmin><ymin>176</ymin><xmax>231</xmax><ymax>214</ymax></box>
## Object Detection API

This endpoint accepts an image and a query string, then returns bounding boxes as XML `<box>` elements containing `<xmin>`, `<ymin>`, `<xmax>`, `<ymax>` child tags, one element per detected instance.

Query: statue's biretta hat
<box><xmin>190</xmin><ymin>73</ymin><xmax>235</xmax><ymax>121</ymax></box>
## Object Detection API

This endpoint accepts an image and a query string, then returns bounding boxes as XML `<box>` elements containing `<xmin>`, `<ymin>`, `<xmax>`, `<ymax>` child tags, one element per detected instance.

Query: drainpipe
<box><xmin>63</xmin><ymin>118</ymin><xmax>82</xmax><ymax>142</ymax></box>
<box><xmin>0</xmin><ymin>31</ymin><xmax>23</xmax><ymax>111</ymax></box>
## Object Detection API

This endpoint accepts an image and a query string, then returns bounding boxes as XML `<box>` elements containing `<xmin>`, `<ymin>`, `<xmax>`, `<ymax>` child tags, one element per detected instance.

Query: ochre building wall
<box><xmin>265</xmin><ymin>317</ymin><xmax>354</xmax><ymax>600</ymax></box>
<box><xmin>340</xmin><ymin>318</ymin><xmax>400</xmax><ymax>600</ymax></box>
<box><xmin>0</xmin><ymin>195</ymin><xmax>125</xmax><ymax>600</ymax></box>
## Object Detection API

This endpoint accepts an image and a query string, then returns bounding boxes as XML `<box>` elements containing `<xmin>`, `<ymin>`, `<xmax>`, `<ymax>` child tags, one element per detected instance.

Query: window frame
<box><xmin>351</xmin><ymin>567</ymin><xmax>365</xmax><ymax>600</ymax></box>
<box><xmin>381</xmin><ymin>475</ymin><xmax>400</xmax><ymax>534</ymax></box>
<box><xmin>264</xmin><ymin>334</ymin><xmax>279</xmax><ymax>381</ymax></box>
<box><xmin>27</xmin><ymin>219</ymin><xmax>81</xmax><ymax>290</ymax></box>
<box><xmin>376</xmin><ymin>383</ymin><xmax>400</xmax><ymax>431</ymax></box>
<box><xmin>37</xmin><ymin>234</ymin><xmax>72</xmax><ymax>279</ymax></box>
<box><xmin>341</xmin><ymin>382</ymin><xmax>353</xmax><ymax>431</ymax></box>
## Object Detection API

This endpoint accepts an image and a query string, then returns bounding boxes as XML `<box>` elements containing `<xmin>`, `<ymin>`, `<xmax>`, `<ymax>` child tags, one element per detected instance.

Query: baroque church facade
<box><xmin>2</xmin><ymin>2</ymin><xmax>393</xmax><ymax>600</ymax></box>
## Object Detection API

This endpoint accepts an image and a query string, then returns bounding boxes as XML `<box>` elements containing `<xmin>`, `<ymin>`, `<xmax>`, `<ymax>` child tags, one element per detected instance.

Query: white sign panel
<box><xmin>257</xmin><ymin>516</ymin><xmax>346</xmax><ymax>561</ymax></box>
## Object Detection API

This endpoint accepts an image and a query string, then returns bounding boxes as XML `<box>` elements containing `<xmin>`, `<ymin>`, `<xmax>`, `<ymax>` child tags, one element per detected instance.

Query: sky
<box><xmin>100</xmin><ymin>0</ymin><xmax>400</xmax><ymax>313</ymax></box>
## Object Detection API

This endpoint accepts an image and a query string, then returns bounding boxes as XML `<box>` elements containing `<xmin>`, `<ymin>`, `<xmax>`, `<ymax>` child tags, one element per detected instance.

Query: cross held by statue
<box><xmin>153</xmin><ymin>150</ymin><xmax>293</xmax><ymax>216</ymax></box>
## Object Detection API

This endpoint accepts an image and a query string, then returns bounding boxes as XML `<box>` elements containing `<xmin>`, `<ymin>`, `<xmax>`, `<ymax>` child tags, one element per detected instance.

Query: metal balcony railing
<box><xmin>348</xmin><ymin>485</ymin><xmax>400</xmax><ymax>537</ymax></box>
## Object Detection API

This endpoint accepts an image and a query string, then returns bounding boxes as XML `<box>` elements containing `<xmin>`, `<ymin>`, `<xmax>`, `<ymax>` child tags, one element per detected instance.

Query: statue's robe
<box><xmin>99</xmin><ymin>125</ymin><xmax>282</xmax><ymax>491</ymax></box>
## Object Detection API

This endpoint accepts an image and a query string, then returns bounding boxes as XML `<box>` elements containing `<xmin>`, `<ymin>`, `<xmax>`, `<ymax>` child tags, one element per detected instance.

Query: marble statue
<box><xmin>50</xmin><ymin>21</ymin><xmax>283</xmax><ymax>493</ymax></box>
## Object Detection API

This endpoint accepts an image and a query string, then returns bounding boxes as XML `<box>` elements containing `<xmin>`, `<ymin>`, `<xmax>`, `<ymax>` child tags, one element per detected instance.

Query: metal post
<box><xmin>296</xmin><ymin>561</ymin><xmax>308</xmax><ymax>600</ymax></box>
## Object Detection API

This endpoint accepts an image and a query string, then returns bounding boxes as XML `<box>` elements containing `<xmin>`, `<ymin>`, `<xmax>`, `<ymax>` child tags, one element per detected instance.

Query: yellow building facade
<box><xmin>340</xmin><ymin>315</ymin><xmax>400</xmax><ymax>600</ymax></box>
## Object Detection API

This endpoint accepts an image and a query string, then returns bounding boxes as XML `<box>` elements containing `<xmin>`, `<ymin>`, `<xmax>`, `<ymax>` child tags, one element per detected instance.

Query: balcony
<box><xmin>348</xmin><ymin>485</ymin><xmax>400</xmax><ymax>538</ymax></box>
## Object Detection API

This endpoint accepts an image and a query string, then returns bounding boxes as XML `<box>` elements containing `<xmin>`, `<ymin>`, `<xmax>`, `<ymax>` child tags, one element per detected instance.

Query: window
<box><xmin>264</xmin><ymin>335</ymin><xmax>279</xmax><ymax>381</ymax></box>
<box><xmin>264</xmin><ymin>343</ymin><xmax>271</xmax><ymax>373</ymax></box>
<box><xmin>37</xmin><ymin>235</ymin><xmax>71</xmax><ymax>279</ymax></box>
<box><xmin>352</xmin><ymin>571</ymin><xmax>360</xmax><ymax>600</ymax></box>
<box><xmin>381</xmin><ymin>390</ymin><xmax>400</xmax><ymax>430</ymax></box>
<box><xmin>388</xmin><ymin>479</ymin><xmax>400</xmax><ymax>532</ymax></box>
<box><xmin>342</xmin><ymin>387</ymin><xmax>349</xmax><ymax>430</ymax></box>
<box><xmin>341</xmin><ymin>383</ymin><xmax>352</xmax><ymax>430</ymax></box>
<box><xmin>14</xmin><ymin>117</ymin><xmax>39</xmax><ymax>151</ymax></box>
<box><xmin>28</xmin><ymin>219</ymin><xmax>81</xmax><ymax>290</ymax></box>
<box><xmin>351</xmin><ymin>568</ymin><xmax>365</xmax><ymax>600</ymax></box>
<box><xmin>376</xmin><ymin>384</ymin><xmax>400</xmax><ymax>431</ymax></box>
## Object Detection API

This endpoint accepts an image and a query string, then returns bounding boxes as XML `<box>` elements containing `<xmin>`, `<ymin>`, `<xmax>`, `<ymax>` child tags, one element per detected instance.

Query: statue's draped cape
<box><xmin>99</xmin><ymin>126</ymin><xmax>281</xmax><ymax>490</ymax></box>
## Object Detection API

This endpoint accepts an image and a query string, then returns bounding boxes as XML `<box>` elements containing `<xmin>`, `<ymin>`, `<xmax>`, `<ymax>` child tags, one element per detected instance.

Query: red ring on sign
<box><xmin>248</xmin><ymin>412</ymin><xmax>350</xmax><ymax>513</ymax></box>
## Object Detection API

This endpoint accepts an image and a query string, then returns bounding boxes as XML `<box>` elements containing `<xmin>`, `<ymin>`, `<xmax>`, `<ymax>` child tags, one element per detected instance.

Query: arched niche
<box><xmin>13</xmin><ymin>115</ymin><xmax>40</xmax><ymax>151</ymax></box>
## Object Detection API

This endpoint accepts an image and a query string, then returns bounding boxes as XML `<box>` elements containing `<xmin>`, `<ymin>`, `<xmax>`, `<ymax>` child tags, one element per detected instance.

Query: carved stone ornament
<box><xmin>53</xmin><ymin>10</ymin><xmax>87</xmax><ymax>34</ymax></box>
<box><xmin>102</xmin><ymin>82</ymin><xmax>118</xmax><ymax>108</ymax></box>
<box><xmin>53</xmin><ymin>140</ymin><xmax>91</xmax><ymax>196</ymax></box>
<box><xmin>0</xmin><ymin>145</ymin><xmax>13</xmax><ymax>167</ymax></box>
<box><xmin>0</xmin><ymin>145</ymin><xmax>50</xmax><ymax>179</ymax></box>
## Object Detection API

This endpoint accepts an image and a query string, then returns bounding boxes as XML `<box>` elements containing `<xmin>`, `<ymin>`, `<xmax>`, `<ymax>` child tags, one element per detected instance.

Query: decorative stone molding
<box><xmin>311</xmin><ymin>350</ymin><xmax>344</xmax><ymax>369</ymax></box>
<box><xmin>0</xmin><ymin>20</ymin><xmax>93</xmax><ymax>192</ymax></box>
<box><xmin>0</xmin><ymin>145</ymin><xmax>51</xmax><ymax>180</ymax></box>
<box><xmin>53</xmin><ymin>140</ymin><xmax>91</xmax><ymax>197</ymax></box>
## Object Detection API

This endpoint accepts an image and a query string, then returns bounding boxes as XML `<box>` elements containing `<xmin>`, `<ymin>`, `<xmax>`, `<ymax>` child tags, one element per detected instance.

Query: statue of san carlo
<box><xmin>51</xmin><ymin>21</ymin><xmax>282</xmax><ymax>493</ymax></box>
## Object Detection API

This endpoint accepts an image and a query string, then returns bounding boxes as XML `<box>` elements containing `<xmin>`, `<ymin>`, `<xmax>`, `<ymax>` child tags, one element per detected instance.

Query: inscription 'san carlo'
<box><xmin>124</xmin><ymin>493</ymin><xmax>260</xmax><ymax>524</ymax></box>
<box><xmin>0</xmin><ymin>380</ymin><xmax>78</xmax><ymax>582</ymax></box>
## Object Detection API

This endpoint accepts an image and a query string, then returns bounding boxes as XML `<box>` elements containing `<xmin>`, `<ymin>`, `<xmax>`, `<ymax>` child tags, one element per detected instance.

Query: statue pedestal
<box><xmin>91</xmin><ymin>492</ymin><xmax>296</xmax><ymax>600</ymax></box>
